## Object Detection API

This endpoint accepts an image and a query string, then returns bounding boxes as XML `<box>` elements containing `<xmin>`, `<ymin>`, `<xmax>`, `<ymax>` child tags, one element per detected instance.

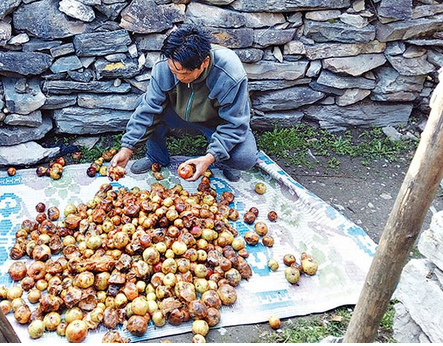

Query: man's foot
<box><xmin>130</xmin><ymin>157</ymin><xmax>153</xmax><ymax>174</ymax></box>
<box><xmin>222</xmin><ymin>168</ymin><xmax>241</xmax><ymax>182</ymax></box>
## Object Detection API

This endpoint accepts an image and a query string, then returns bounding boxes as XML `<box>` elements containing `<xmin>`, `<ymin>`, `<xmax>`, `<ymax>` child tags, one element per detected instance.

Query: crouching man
<box><xmin>110</xmin><ymin>24</ymin><xmax>258</xmax><ymax>182</ymax></box>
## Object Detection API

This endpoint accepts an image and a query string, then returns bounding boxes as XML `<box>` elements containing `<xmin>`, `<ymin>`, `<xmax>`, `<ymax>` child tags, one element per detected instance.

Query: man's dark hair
<box><xmin>161</xmin><ymin>24</ymin><xmax>212</xmax><ymax>70</ymax></box>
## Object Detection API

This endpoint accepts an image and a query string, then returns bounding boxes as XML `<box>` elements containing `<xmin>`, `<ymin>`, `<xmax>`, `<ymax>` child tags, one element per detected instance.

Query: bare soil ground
<box><xmin>274</xmin><ymin>152</ymin><xmax>443</xmax><ymax>244</ymax></box>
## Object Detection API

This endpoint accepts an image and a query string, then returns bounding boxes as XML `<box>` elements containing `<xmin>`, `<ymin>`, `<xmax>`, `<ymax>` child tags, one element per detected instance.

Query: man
<box><xmin>110</xmin><ymin>24</ymin><xmax>258</xmax><ymax>182</ymax></box>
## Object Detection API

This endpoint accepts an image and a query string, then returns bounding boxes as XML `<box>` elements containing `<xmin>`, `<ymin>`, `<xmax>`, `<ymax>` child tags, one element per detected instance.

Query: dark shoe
<box><xmin>222</xmin><ymin>168</ymin><xmax>241</xmax><ymax>182</ymax></box>
<box><xmin>130</xmin><ymin>157</ymin><xmax>153</xmax><ymax>174</ymax></box>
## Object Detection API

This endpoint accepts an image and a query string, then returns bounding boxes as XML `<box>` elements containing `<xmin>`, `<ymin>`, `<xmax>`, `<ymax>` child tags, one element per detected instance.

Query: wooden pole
<box><xmin>0</xmin><ymin>308</ymin><xmax>20</xmax><ymax>343</ymax></box>
<box><xmin>343</xmin><ymin>68</ymin><xmax>443</xmax><ymax>343</ymax></box>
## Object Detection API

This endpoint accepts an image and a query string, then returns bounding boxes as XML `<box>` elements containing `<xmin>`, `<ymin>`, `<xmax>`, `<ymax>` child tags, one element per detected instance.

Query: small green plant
<box><xmin>261</xmin><ymin>303</ymin><xmax>397</xmax><ymax>343</ymax></box>
<box><xmin>256</xmin><ymin>124</ymin><xmax>417</xmax><ymax>171</ymax></box>
<box><xmin>166</xmin><ymin>134</ymin><xmax>207</xmax><ymax>156</ymax></box>
<box><xmin>410</xmin><ymin>246</ymin><xmax>422</xmax><ymax>259</ymax></box>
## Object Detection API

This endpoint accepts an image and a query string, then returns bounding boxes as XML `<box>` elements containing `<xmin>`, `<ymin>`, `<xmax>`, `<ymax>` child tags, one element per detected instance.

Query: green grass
<box><xmin>256</xmin><ymin>124</ymin><xmax>417</xmax><ymax>169</ymax></box>
<box><xmin>73</xmin><ymin>124</ymin><xmax>417</xmax><ymax>172</ymax></box>
<box><xmin>262</xmin><ymin>302</ymin><xmax>398</xmax><ymax>343</ymax></box>
<box><xmin>166</xmin><ymin>134</ymin><xmax>207</xmax><ymax>156</ymax></box>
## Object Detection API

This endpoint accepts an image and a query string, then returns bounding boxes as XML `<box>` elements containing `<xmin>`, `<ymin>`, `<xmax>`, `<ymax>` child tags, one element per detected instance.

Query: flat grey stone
<box><xmin>406</xmin><ymin>39</ymin><xmax>443</xmax><ymax>47</ymax></box>
<box><xmin>385</xmin><ymin>41</ymin><xmax>406</xmax><ymax>55</ymax></box>
<box><xmin>3</xmin><ymin>77</ymin><xmax>46</xmax><ymax>115</ymax></box>
<box><xmin>0</xmin><ymin>141</ymin><xmax>60</xmax><ymax>167</ymax></box>
<box><xmin>13</xmin><ymin>0</ymin><xmax>92</xmax><ymax>39</ymax></box>
<box><xmin>41</xmin><ymin>95</ymin><xmax>77</xmax><ymax>110</ymax></box>
<box><xmin>50</xmin><ymin>55</ymin><xmax>83</xmax><ymax>73</ymax></box>
<box><xmin>304</xmin><ymin>20</ymin><xmax>376</xmax><ymax>43</ymax></box>
<box><xmin>94</xmin><ymin>58</ymin><xmax>140</xmax><ymax>80</ymax></box>
<box><xmin>378</xmin><ymin>0</ymin><xmax>412</xmax><ymax>21</ymax></box>
<box><xmin>303</xmin><ymin>101</ymin><xmax>412</xmax><ymax>129</ymax></box>
<box><xmin>77</xmin><ymin>93</ymin><xmax>140</xmax><ymax>110</ymax></box>
<box><xmin>253</xmin><ymin>28</ymin><xmax>296</xmax><ymax>48</ymax></box>
<box><xmin>8</xmin><ymin>33</ymin><xmax>30</xmax><ymax>45</ymax></box>
<box><xmin>317</xmin><ymin>70</ymin><xmax>376</xmax><ymax>89</ymax></box>
<box><xmin>67</xmin><ymin>69</ymin><xmax>94</xmax><ymax>83</ymax></box>
<box><xmin>403</xmin><ymin>45</ymin><xmax>427</xmax><ymax>58</ymax></box>
<box><xmin>336</xmin><ymin>88</ymin><xmax>371</xmax><ymax>106</ymax></box>
<box><xmin>198</xmin><ymin>0</ymin><xmax>235</xmax><ymax>4</ymax></box>
<box><xmin>252</xmin><ymin>86</ymin><xmax>324</xmax><ymax>111</ymax></box>
<box><xmin>428</xmin><ymin>49</ymin><xmax>443</xmax><ymax>67</ymax></box>
<box><xmin>339</xmin><ymin>13</ymin><xmax>369</xmax><ymax>28</ymax></box>
<box><xmin>208</xmin><ymin>27</ymin><xmax>254</xmax><ymax>48</ymax></box>
<box><xmin>287</xmin><ymin>12</ymin><xmax>303</xmax><ymax>25</ymax></box>
<box><xmin>304</xmin><ymin>40</ymin><xmax>386</xmax><ymax>60</ymax></box>
<box><xmin>0</xmin><ymin>51</ymin><xmax>52</xmax><ymax>76</ymax></box>
<box><xmin>284</xmin><ymin>41</ymin><xmax>306</xmax><ymax>55</ymax></box>
<box><xmin>53</xmin><ymin>107</ymin><xmax>133</xmax><ymax>134</ymax></box>
<box><xmin>322</xmin><ymin>53</ymin><xmax>386</xmax><ymax>76</ymax></box>
<box><xmin>59</xmin><ymin>0</ymin><xmax>95</xmax><ymax>22</ymax></box>
<box><xmin>230</xmin><ymin>0</ymin><xmax>351</xmax><ymax>12</ymax></box>
<box><xmin>120</xmin><ymin>0</ymin><xmax>185</xmax><ymax>34</ymax></box>
<box><xmin>305</xmin><ymin>10</ymin><xmax>342</xmax><ymax>21</ymax></box>
<box><xmin>306</xmin><ymin>60</ymin><xmax>322</xmax><ymax>77</ymax></box>
<box><xmin>393</xmin><ymin>302</ymin><xmax>424</xmax><ymax>343</ymax></box>
<box><xmin>3</xmin><ymin>110</ymin><xmax>42</xmax><ymax>127</ymax></box>
<box><xmin>186</xmin><ymin>2</ymin><xmax>245</xmax><ymax>28</ymax></box>
<box><xmin>386</xmin><ymin>54</ymin><xmax>436</xmax><ymax>76</ymax></box>
<box><xmin>135</xmin><ymin>34</ymin><xmax>168</xmax><ymax>52</ymax></box>
<box><xmin>0</xmin><ymin>116</ymin><xmax>53</xmax><ymax>146</ymax></box>
<box><xmin>412</xmin><ymin>4</ymin><xmax>443</xmax><ymax>19</ymax></box>
<box><xmin>251</xmin><ymin>110</ymin><xmax>304</xmax><ymax>131</ymax></box>
<box><xmin>376</xmin><ymin>14</ymin><xmax>443</xmax><ymax>42</ymax></box>
<box><xmin>395</xmin><ymin>259</ymin><xmax>443</xmax><ymax>342</ymax></box>
<box><xmin>105</xmin><ymin>53</ymin><xmax>126</xmax><ymax>62</ymax></box>
<box><xmin>143</xmin><ymin>52</ymin><xmax>161</xmax><ymax>68</ymax></box>
<box><xmin>244</xmin><ymin>60</ymin><xmax>309</xmax><ymax>80</ymax></box>
<box><xmin>0</xmin><ymin>0</ymin><xmax>21</xmax><ymax>20</ymax></box>
<box><xmin>248</xmin><ymin>79</ymin><xmax>311</xmax><ymax>92</ymax></box>
<box><xmin>43</xmin><ymin>80</ymin><xmax>131</xmax><ymax>94</ymax></box>
<box><xmin>353</xmin><ymin>0</ymin><xmax>365</xmax><ymax>12</ymax></box>
<box><xmin>23</xmin><ymin>39</ymin><xmax>62</xmax><ymax>52</ymax></box>
<box><xmin>73</xmin><ymin>29</ymin><xmax>131</xmax><ymax>56</ymax></box>
<box><xmin>309</xmin><ymin>81</ymin><xmax>346</xmax><ymax>95</ymax></box>
<box><xmin>50</xmin><ymin>43</ymin><xmax>75</xmax><ymax>58</ymax></box>
<box><xmin>77</xmin><ymin>0</ymin><xmax>101</xmax><ymax>4</ymax></box>
<box><xmin>0</xmin><ymin>21</ymin><xmax>12</xmax><ymax>43</ymax></box>
<box><xmin>234</xmin><ymin>48</ymin><xmax>264</xmax><ymax>63</ymax></box>
<box><xmin>244</xmin><ymin>12</ymin><xmax>286</xmax><ymax>28</ymax></box>
<box><xmin>371</xmin><ymin>67</ymin><xmax>425</xmax><ymax>101</ymax></box>
<box><xmin>95</xmin><ymin>2</ymin><xmax>126</xmax><ymax>20</ymax></box>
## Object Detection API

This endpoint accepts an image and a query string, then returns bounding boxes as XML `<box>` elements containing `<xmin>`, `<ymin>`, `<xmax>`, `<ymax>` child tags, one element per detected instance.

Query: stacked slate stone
<box><xmin>393</xmin><ymin>210</ymin><xmax>443</xmax><ymax>343</ymax></box>
<box><xmin>0</xmin><ymin>0</ymin><xmax>442</xmax><ymax>166</ymax></box>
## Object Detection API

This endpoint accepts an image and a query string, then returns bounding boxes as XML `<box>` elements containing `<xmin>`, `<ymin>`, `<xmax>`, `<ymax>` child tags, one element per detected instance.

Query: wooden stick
<box><xmin>343</xmin><ymin>68</ymin><xmax>443</xmax><ymax>342</ymax></box>
<box><xmin>0</xmin><ymin>308</ymin><xmax>20</xmax><ymax>343</ymax></box>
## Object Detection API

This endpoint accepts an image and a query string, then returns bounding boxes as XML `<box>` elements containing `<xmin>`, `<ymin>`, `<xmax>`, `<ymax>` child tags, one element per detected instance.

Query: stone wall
<box><xmin>393</xmin><ymin>210</ymin><xmax>443</xmax><ymax>343</ymax></box>
<box><xmin>1</xmin><ymin>0</ymin><xmax>443</xmax><ymax>166</ymax></box>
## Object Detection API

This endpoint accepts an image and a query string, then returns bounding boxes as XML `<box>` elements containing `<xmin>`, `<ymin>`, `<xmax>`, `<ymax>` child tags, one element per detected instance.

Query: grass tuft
<box><xmin>256</xmin><ymin>124</ymin><xmax>417</xmax><ymax>170</ymax></box>
<box><xmin>260</xmin><ymin>302</ymin><xmax>397</xmax><ymax>343</ymax></box>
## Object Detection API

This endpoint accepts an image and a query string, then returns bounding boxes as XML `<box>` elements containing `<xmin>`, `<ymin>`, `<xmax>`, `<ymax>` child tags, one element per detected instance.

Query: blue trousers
<box><xmin>145</xmin><ymin>107</ymin><xmax>258</xmax><ymax>170</ymax></box>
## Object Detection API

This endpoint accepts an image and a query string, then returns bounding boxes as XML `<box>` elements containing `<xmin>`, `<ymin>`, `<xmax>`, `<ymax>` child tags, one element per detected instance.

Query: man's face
<box><xmin>167</xmin><ymin>57</ymin><xmax>209</xmax><ymax>84</ymax></box>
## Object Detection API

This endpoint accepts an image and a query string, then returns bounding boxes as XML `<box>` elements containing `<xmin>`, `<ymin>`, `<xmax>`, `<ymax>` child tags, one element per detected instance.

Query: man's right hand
<box><xmin>110</xmin><ymin>147</ymin><xmax>133</xmax><ymax>168</ymax></box>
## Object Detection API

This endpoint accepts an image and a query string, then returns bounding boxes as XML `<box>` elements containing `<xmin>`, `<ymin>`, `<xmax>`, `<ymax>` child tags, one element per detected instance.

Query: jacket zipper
<box><xmin>185</xmin><ymin>83</ymin><xmax>194</xmax><ymax>121</ymax></box>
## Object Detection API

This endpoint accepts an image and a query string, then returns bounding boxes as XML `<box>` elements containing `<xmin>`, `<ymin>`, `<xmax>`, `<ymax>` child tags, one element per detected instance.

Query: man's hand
<box><xmin>182</xmin><ymin>153</ymin><xmax>215</xmax><ymax>181</ymax></box>
<box><xmin>110</xmin><ymin>147</ymin><xmax>133</xmax><ymax>169</ymax></box>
